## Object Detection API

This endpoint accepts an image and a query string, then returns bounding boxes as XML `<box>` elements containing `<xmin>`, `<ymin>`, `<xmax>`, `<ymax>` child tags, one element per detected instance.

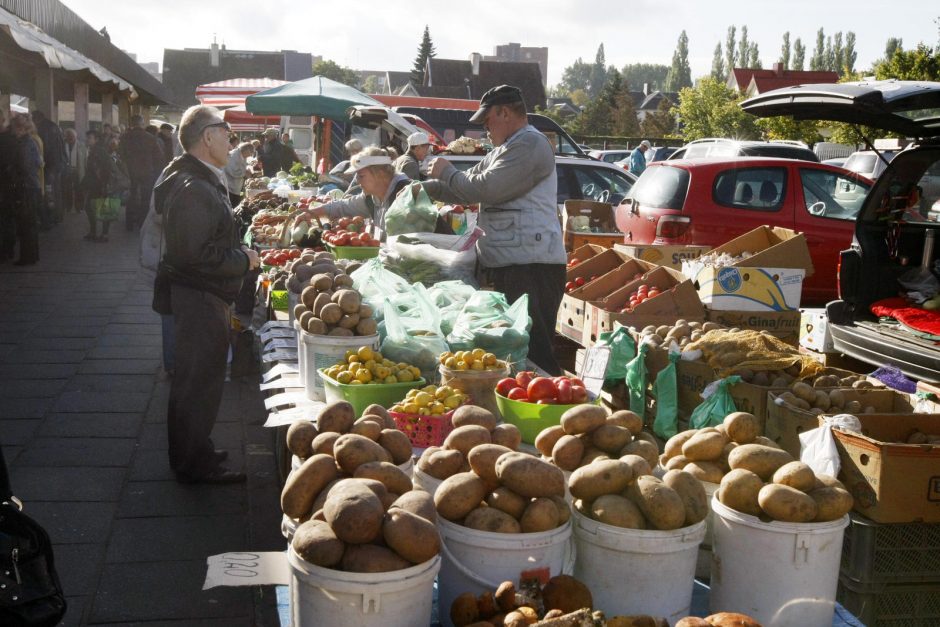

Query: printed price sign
<box><xmin>579</xmin><ymin>346</ymin><xmax>611</xmax><ymax>398</ymax></box>
<box><xmin>203</xmin><ymin>552</ymin><xmax>289</xmax><ymax>589</ymax></box>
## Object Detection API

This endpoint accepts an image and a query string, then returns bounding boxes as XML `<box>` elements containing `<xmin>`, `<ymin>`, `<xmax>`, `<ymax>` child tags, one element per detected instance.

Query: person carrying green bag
<box><xmin>82</xmin><ymin>130</ymin><xmax>112</xmax><ymax>242</ymax></box>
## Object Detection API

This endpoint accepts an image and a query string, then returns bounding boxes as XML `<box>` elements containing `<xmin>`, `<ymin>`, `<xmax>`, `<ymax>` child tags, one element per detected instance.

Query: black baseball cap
<box><xmin>469</xmin><ymin>85</ymin><xmax>526</xmax><ymax>124</ymax></box>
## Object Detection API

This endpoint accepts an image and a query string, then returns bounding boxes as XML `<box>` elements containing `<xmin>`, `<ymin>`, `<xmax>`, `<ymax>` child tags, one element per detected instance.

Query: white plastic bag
<box><xmin>799</xmin><ymin>413</ymin><xmax>862</xmax><ymax>477</ymax></box>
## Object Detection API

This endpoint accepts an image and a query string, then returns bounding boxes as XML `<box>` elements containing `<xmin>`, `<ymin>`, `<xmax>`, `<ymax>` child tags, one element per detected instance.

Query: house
<box><xmin>546</xmin><ymin>97</ymin><xmax>581</xmax><ymax>118</ymax></box>
<box><xmin>484</xmin><ymin>43</ymin><xmax>548</xmax><ymax>90</ymax></box>
<box><xmin>635</xmin><ymin>89</ymin><xmax>679</xmax><ymax>123</ymax></box>
<box><xmin>727</xmin><ymin>64</ymin><xmax>839</xmax><ymax>98</ymax></box>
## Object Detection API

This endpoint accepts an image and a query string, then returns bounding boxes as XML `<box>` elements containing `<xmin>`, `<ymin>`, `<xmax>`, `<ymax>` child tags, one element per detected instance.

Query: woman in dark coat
<box><xmin>82</xmin><ymin>130</ymin><xmax>111</xmax><ymax>241</ymax></box>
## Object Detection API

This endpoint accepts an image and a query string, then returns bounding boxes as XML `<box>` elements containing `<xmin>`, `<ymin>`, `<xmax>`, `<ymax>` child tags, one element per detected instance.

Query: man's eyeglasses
<box><xmin>199</xmin><ymin>121</ymin><xmax>231</xmax><ymax>135</ymax></box>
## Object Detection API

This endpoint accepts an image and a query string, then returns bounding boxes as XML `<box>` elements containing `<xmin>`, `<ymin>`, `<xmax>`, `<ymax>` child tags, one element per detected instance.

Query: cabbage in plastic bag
<box><xmin>447</xmin><ymin>291</ymin><xmax>531</xmax><ymax>370</ymax></box>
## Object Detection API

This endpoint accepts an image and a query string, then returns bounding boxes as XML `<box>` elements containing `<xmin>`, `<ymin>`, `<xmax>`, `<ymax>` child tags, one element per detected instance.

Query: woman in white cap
<box><xmin>394</xmin><ymin>131</ymin><xmax>431</xmax><ymax>180</ymax></box>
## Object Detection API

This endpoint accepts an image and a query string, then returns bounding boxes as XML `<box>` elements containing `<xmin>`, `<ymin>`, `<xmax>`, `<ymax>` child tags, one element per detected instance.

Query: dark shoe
<box><xmin>213</xmin><ymin>449</ymin><xmax>229</xmax><ymax>464</ymax></box>
<box><xmin>177</xmin><ymin>467</ymin><xmax>246</xmax><ymax>485</ymax></box>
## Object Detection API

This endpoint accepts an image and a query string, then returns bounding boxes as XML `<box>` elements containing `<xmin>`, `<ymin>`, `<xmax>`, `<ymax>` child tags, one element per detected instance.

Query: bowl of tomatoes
<box><xmin>494</xmin><ymin>371</ymin><xmax>597</xmax><ymax>443</ymax></box>
<box><xmin>322</xmin><ymin>216</ymin><xmax>381</xmax><ymax>259</ymax></box>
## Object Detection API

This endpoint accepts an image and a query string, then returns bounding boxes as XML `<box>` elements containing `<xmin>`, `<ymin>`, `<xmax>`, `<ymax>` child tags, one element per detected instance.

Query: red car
<box><xmin>614</xmin><ymin>157</ymin><xmax>872</xmax><ymax>304</ymax></box>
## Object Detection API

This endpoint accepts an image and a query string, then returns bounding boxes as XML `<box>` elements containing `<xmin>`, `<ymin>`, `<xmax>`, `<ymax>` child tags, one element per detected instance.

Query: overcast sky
<box><xmin>66</xmin><ymin>0</ymin><xmax>939</xmax><ymax>87</ymax></box>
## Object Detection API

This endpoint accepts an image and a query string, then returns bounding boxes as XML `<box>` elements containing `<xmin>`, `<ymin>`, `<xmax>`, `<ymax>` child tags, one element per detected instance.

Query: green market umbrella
<box><xmin>245</xmin><ymin>75</ymin><xmax>380</xmax><ymax>121</ymax></box>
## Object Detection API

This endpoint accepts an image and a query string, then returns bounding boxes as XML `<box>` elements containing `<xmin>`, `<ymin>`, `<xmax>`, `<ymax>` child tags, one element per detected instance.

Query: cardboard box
<box><xmin>582</xmin><ymin>266</ymin><xmax>705</xmax><ymax>346</ymax></box>
<box><xmin>799</xmin><ymin>308</ymin><xmax>834</xmax><ymax>352</ymax></box>
<box><xmin>557</xmin><ymin>252</ymin><xmax>644</xmax><ymax>342</ymax></box>
<box><xmin>766</xmin><ymin>388</ymin><xmax>915</xmax><ymax>458</ymax></box>
<box><xmin>563</xmin><ymin>200</ymin><xmax>624</xmax><ymax>251</ymax></box>
<box><xmin>615</xmin><ymin>244</ymin><xmax>711</xmax><ymax>270</ymax></box>
<box><xmin>567</xmin><ymin>243</ymin><xmax>605</xmax><ymax>266</ymax></box>
<box><xmin>826</xmin><ymin>413</ymin><xmax>940</xmax><ymax>523</ymax></box>
<box><xmin>696</xmin><ymin>225</ymin><xmax>816</xmax><ymax>274</ymax></box>
<box><xmin>705</xmin><ymin>309</ymin><xmax>801</xmax><ymax>345</ymax></box>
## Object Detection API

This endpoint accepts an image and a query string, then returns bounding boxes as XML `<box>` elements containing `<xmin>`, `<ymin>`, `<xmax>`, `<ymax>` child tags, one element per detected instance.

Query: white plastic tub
<box><xmin>300</xmin><ymin>331</ymin><xmax>378</xmax><ymax>401</ymax></box>
<box><xmin>695</xmin><ymin>480</ymin><xmax>720</xmax><ymax>579</ymax></box>
<box><xmin>411</xmin><ymin>466</ymin><xmax>442</xmax><ymax>496</ymax></box>
<box><xmin>288</xmin><ymin>547</ymin><xmax>440</xmax><ymax>627</ymax></box>
<box><xmin>294</xmin><ymin>320</ymin><xmax>306</xmax><ymax>382</ymax></box>
<box><xmin>573</xmin><ymin>510</ymin><xmax>704</xmax><ymax>623</ymax></box>
<box><xmin>709</xmin><ymin>495</ymin><xmax>849</xmax><ymax>627</ymax></box>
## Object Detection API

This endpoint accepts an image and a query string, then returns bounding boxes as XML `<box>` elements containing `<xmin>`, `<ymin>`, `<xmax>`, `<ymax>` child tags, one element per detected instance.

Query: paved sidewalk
<box><xmin>0</xmin><ymin>212</ymin><xmax>283</xmax><ymax>626</ymax></box>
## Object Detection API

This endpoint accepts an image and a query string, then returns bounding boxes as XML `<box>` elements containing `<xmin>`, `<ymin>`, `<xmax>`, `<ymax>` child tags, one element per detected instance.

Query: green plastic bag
<box><xmin>625</xmin><ymin>343</ymin><xmax>649</xmax><ymax>417</ymax></box>
<box><xmin>380</xmin><ymin>296</ymin><xmax>449</xmax><ymax>382</ymax></box>
<box><xmin>427</xmin><ymin>281</ymin><xmax>476</xmax><ymax>336</ymax></box>
<box><xmin>652</xmin><ymin>350</ymin><xmax>681</xmax><ymax>440</ymax></box>
<box><xmin>690</xmin><ymin>375</ymin><xmax>742</xmax><ymax>429</ymax></box>
<box><xmin>94</xmin><ymin>196</ymin><xmax>121</xmax><ymax>222</ymax></box>
<box><xmin>384</xmin><ymin>184</ymin><xmax>438</xmax><ymax>235</ymax></box>
<box><xmin>447</xmin><ymin>291</ymin><xmax>531</xmax><ymax>369</ymax></box>
<box><xmin>595</xmin><ymin>324</ymin><xmax>636</xmax><ymax>384</ymax></box>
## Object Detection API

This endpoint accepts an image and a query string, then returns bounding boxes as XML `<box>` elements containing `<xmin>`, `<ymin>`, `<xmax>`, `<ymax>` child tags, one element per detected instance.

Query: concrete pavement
<box><xmin>0</xmin><ymin>211</ymin><xmax>283</xmax><ymax>626</ymax></box>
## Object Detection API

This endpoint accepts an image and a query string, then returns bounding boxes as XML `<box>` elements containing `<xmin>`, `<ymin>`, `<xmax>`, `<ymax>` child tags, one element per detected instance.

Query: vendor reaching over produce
<box><xmin>422</xmin><ymin>84</ymin><xmax>566</xmax><ymax>375</ymax></box>
<box><xmin>395</xmin><ymin>131</ymin><xmax>431</xmax><ymax>180</ymax></box>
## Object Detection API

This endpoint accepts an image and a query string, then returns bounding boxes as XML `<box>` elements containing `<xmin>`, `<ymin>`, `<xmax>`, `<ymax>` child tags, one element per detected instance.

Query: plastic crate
<box><xmin>389</xmin><ymin>409</ymin><xmax>456</xmax><ymax>448</ymax></box>
<box><xmin>318</xmin><ymin>369</ymin><xmax>424</xmax><ymax>416</ymax></box>
<box><xmin>841</xmin><ymin>512</ymin><xmax>940</xmax><ymax>584</ymax></box>
<box><xmin>838</xmin><ymin>576</ymin><xmax>940</xmax><ymax>627</ymax></box>
<box><xmin>325</xmin><ymin>243</ymin><xmax>379</xmax><ymax>260</ymax></box>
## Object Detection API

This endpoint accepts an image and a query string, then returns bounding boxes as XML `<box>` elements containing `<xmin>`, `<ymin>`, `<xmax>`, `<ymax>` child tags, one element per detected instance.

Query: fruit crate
<box><xmin>389</xmin><ymin>409</ymin><xmax>456</xmax><ymax>449</ymax></box>
<box><xmin>838</xmin><ymin>576</ymin><xmax>940</xmax><ymax>627</ymax></box>
<box><xmin>325</xmin><ymin>243</ymin><xmax>380</xmax><ymax>260</ymax></box>
<box><xmin>841</xmin><ymin>512</ymin><xmax>940</xmax><ymax>584</ymax></box>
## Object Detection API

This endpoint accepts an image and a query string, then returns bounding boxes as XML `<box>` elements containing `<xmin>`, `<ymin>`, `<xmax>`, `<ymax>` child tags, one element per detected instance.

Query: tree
<box><xmin>410</xmin><ymin>26</ymin><xmax>436</xmax><ymax>84</ymax></box>
<box><xmin>711</xmin><ymin>42</ymin><xmax>725</xmax><ymax>80</ymax></box>
<box><xmin>604</xmin><ymin>69</ymin><xmax>641</xmax><ymax>136</ymax></box>
<box><xmin>558</xmin><ymin>58</ymin><xmax>592</xmax><ymax>96</ymax></box>
<box><xmin>312</xmin><ymin>59</ymin><xmax>360</xmax><ymax>87</ymax></box>
<box><xmin>754</xmin><ymin>115</ymin><xmax>822</xmax><ymax>145</ymax></box>
<box><xmin>738</xmin><ymin>26</ymin><xmax>750</xmax><ymax>71</ymax></box>
<box><xmin>874</xmin><ymin>43</ymin><xmax>940</xmax><ymax>80</ymax></box>
<box><xmin>748</xmin><ymin>43</ymin><xmax>761</xmax><ymax>69</ymax></box>
<box><xmin>832</xmin><ymin>32</ymin><xmax>844</xmax><ymax>74</ymax></box>
<box><xmin>793</xmin><ymin>38</ymin><xmax>806</xmax><ymax>70</ymax></box>
<box><xmin>810</xmin><ymin>28</ymin><xmax>826</xmax><ymax>70</ymax></box>
<box><xmin>569</xmin><ymin>89</ymin><xmax>590</xmax><ymax>107</ymax></box>
<box><xmin>843</xmin><ymin>32</ymin><xmax>858</xmax><ymax>75</ymax></box>
<box><xmin>641</xmin><ymin>98</ymin><xmax>677</xmax><ymax>138</ymax></box>
<box><xmin>665</xmin><ymin>31</ymin><xmax>693</xmax><ymax>91</ymax></box>
<box><xmin>884</xmin><ymin>38</ymin><xmax>903</xmax><ymax>63</ymax></box>
<box><xmin>779</xmin><ymin>32</ymin><xmax>791</xmax><ymax>70</ymax></box>
<box><xmin>361</xmin><ymin>75</ymin><xmax>381</xmax><ymax>94</ymax></box>
<box><xmin>621</xmin><ymin>63</ymin><xmax>670</xmax><ymax>91</ymax></box>
<box><xmin>674</xmin><ymin>77</ymin><xmax>759</xmax><ymax>141</ymax></box>
<box><xmin>725</xmin><ymin>26</ymin><xmax>738</xmax><ymax>72</ymax></box>
<box><xmin>589</xmin><ymin>44</ymin><xmax>609</xmax><ymax>98</ymax></box>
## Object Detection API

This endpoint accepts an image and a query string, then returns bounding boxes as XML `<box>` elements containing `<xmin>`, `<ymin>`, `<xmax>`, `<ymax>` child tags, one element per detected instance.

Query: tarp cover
<box><xmin>246</xmin><ymin>76</ymin><xmax>380</xmax><ymax>121</ymax></box>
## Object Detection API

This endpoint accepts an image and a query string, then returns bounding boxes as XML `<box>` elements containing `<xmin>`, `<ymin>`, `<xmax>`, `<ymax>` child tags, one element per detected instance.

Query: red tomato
<box><xmin>567</xmin><ymin>377</ymin><xmax>585</xmax><ymax>388</ymax></box>
<box><xmin>495</xmin><ymin>378</ymin><xmax>519</xmax><ymax>396</ymax></box>
<box><xmin>515</xmin><ymin>370</ymin><xmax>536</xmax><ymax>389</ymax></box>
<box><xmin>569</xmin><ymin>258</ymin><xmax>580</xmax><ymax>267</ymax></box>
<box><xmin>368</xmin><ymin>238</ymin><xmax>381</xmax><ymax>247</ymax></box>
<box><xmin>527</xmin><ymin>377</ymin><xmax>557</xmax><ymax>402</ymax></box>
<box><xmin>358</xmin><ymin>232</ymin><xmax>372</xmax><ymax>243</ymax></box>
<box><xmin>574</xmin><ymin>276</ymin><xmax>586</xmax><ymax>287</ymax></box>
<box><xmin>555</xmin><ymin>378</ymin><xmax>573</xmax><ymax>404</ymax></box>
<box><xmin>570</xmin><ymin>385</ymin><xmax>588</xmax><ymax>403</ymax></box>
<box><xmin>338</xmin><ymin>218</ymin><xmax>350</xmax><ymax>229</ymax></box>
<box><xmin>351</xmin><ymin>216</ymin><xmax>364</xmax><ymax>225</ymax></box>
<box><xmin>648</xmin><ymin>288</ymin><xmax>661</xmax><ymax>298</ymax></box>
<box><xmin>335</xmin><ymin>233</ymin><xmax>351</xmax><ymax>246</ymax></box>
<box><xmin>565</xmin><ymin>281</ymin><xmax>576</xmax><ymax>292</ymax></box>
<box><xmin>507</xmin><ymin>387</ymin><xmax>529</xmax><ymax>401</ymax></box>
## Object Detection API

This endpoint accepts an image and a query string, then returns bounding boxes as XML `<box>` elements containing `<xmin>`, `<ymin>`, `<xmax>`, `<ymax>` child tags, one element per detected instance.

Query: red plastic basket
<box><xmin>389</xmin><ymin>409</ymin><xmax>456</xmax><ymax>448</ymax></box>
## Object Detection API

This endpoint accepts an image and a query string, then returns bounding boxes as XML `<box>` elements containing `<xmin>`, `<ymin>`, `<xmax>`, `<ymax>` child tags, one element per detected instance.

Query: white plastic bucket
<box><xmin>438</xmin><ymin>517</ymin><xmax>573</xmax><ymax>627</ymax></box>
<box><xmin>695</xmin><ymin>481</ymin><xmax>720</xmax><ymax>579</ymax></box>
<box><xmin>294</xmin><ymin>321</ymin><xmax>306</xmax><ymax>383</ymax></box>
<box><xmin>709</xmin><ymin>495</ymin><xmax>849</xmax><ymax>627</ymax></box>
<box><xmin>411</xmin><ymin>466</ymin><xmax>442</xmax><ymax>496</ymax></box>
<box><xmin>282</xmin><ymin>514</ymin><xmax>299</xmax><ymax>543</ymax></box>
<box><xmin>288</xmin><ymin>290</ymin><xmax>300</xmax><ymax>324</ymax></box>
<box><xmin>573</xmin><ymin>510</ymin><xmax>704</xmax><ymax>624</ymax></box>
<box><xmin>397</xmin><ymin>456</ymin><xmax>414</xmax><ymax>479</ymax></box>
<box><xmin>288</xmin><ymin>546</ymin><xmax>440</xmax><ymax>627</ymax></box>
<box><xmin>301</xmin><ymin>332</ymin><xmax>379</xmax><ymax>401</ymax></box>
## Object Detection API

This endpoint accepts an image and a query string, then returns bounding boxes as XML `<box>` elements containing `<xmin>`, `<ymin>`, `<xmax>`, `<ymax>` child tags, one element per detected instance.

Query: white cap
<box><xmin>345</xmin><ymin>152</ymin><xmax>393</xmax><ymax>174</ymax></box>
<box><xmin>640</xmin><ymin>140</ymin><xmax>652</xmax><ymax>149</ymax></box>
<box><xmin>407</xmin><ymin>131</ymin><xmax>430</xmax><ymax>147</ymax></box>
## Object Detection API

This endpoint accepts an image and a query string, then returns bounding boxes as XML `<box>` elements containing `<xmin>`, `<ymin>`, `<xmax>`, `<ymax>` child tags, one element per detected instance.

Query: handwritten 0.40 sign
<box><xmin>220</xmin><ymin>552</ymin><xmax>262</xmax><ymax>578</ymax></box>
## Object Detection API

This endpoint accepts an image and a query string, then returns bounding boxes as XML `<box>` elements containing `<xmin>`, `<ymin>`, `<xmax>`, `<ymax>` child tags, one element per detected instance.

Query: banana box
<box><xmin>683</xmin><ymin>264</ymin><xmax>806</xmax><ymax>311</ymax></box>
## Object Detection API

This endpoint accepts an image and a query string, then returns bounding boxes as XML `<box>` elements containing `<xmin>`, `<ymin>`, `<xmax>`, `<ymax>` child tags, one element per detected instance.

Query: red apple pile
<box><xmin>619</xmin><ymin>282</ymin><xmax>662</xmax><ymax>314</ymax></box>
<box><xmin>496</xmin><ymin>371</ymin><xmax>588</xmax><ymax>405</ymax></box>
<box><xmin>323</xmin><ymin>216</ymin><xmax>380</xmax><ymax>248</ymax></box>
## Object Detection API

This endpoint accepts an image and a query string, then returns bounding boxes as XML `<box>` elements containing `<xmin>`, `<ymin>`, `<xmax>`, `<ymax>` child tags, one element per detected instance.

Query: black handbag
<box><xmin>0</xmin><ymin>447</ymin><xmax>67</xmax><ymax>627</ymax></box>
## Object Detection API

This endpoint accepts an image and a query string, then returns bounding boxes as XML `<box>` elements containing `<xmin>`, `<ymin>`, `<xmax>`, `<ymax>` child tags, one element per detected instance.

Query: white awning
<box><xmin>0</xmin><ymin>8</ymin><xmax>137</xmax><ymax>98</ymax></box>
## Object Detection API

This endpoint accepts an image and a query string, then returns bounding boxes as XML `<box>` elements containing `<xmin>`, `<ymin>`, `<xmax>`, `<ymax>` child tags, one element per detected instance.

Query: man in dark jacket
<box><xmin>0</xmin><ymin>110</ymin><xmax>20</xmax><ymax>261</ymax></box>
<box><xmin>153</xmin><ymin>105</ymin><xmax>260</xmax><ymax>485</ymax></box>
<box><xmin>120</xmin><ymin>114</ymin><xmax>164</xmax><ymax>231</ymax></box>
<box><xmin>257</xmin><ymin>128</ymin><xmax>298</xmax><ymax>177</ymax></box>
<box><xmin>31</xmin><ymin>110</ymin><xmax>67</xmax><ymax>229</ymax></box>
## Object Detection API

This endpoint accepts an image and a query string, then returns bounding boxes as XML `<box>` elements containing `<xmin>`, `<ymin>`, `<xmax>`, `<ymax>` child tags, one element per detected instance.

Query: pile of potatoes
<box><xmin>773</xmin><ymin>380</ymin><xmax>879</xmax><ymax>416</ymax></box>
<box><xmin>290</xmin><ymin>256</ymin><xmax>377</xmax><ymax>337</ymax></box>
<box><xmin>286</xmin><ymin>251</ymin><xmax>360</xmax><ymax>294</ymax></box>
<box><xmin>534</xmin><ymin>406</ymin><xmax>659</xmax><ymax>472</ymax></box>
<box><xmin>415</xmin><ymin>406</ymin><xmax>523</xmax><ymax>481</ymax></box>
<box><xmin>676</xmin><ymin>613</ymin><xmax>762</xmax><ymax>627</ymax></box>
<box><xmin>636</xmin><ymin>320</ymin><xmax>723</xmax><ymax>350</ymax></box>
<box><xmin>451</xmin><ymin>575</ymin><xmax>597</xmax><ymax>627</ymax></box>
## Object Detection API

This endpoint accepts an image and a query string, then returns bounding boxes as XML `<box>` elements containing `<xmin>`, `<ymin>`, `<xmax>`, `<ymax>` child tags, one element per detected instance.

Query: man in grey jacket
<box><xmin>424</xmin><ymin>85</ymin><xmax>566</xmax><ymax>374</ymax></box>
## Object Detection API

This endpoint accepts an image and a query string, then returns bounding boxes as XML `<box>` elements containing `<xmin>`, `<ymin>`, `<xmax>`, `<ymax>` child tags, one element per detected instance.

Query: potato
<box><xmin>550</xmin><ymin>495</ymin><xmax>570</xmax><ymax>524</ymax></box>
<box><xmin>607</xmin><ymin>410</ymin><xmax>644</xmax><ymax>435</ymax></box>
<box><xmin>705</xmin><ymin>613</ymin><xmax>762</xmax><ymax>627</ymax></box>
<box><xmin>311</xmin><ymin>431</ymin><xmax>340</xmax><ymax>456</ymax></box>
<box><xmin>476</xmin><ymin>591</ymin><xmax>497</xmax><ymax>619</ymax></box>
<box><xmin>350</xmin><ymin>418</ymin><xmax>382</xmax><ymax>441</ymax></box>
<box><xmin>627</xmin><ymin>475</ymin><xmax>686</xmax><ymax>530</ymax></box>
<box><xmin>286</xmin><ymin>420</ymin><xmax>317</xmax><ymax>458</ymax></box>
<box><xmin>495</xmin><ymin>581</ymin><xmax>516</xmax><ymax>612</ymax></box>
<box><xmin>323</xmin><ymin>479</ymin><xmax>385</xmax><ymax>543</ymax></box>
<box><xmin>468</xmin><ymin>444</ymin><xmax>514</xmax><ymax>489</ymax></box>
<box><xmin>520</xmin><ymin>498</ymin><xmax>561</xmax><ymax>533</ymax></box>
<box><xmin>814</xmin><ymin>474</ymin><xmax>846</xmax><ymax>491</ymax></box>
<box><xmin>591</xmin><ymin>424</ymin><xmax>633</xmax><ymax>454</ymax></box>
<box><xmin>828</xmin><ymin>389</ymin><xmax>846</xmax><ymax>409</ymax></box>
<box><xmin>684</xmin><ymin>461</ymin><xmax>724</xmax><ymax>484</ymax></box>
<box><xmin>772</xmin><ymin>461</ymin><xmax>816</xmax><ymax>493</ymax></box>
<box><xmin>663</xmin><ymin>470</ymin><xmax>709</xmax><ymax>526</ymax></box>
<box><xmin>620</xmin><ymin>440</ymin><xmax>659</xmax><ymax>470</ymax></box>
<box><xmin>311</xmin><ymin>273</ymin><xmax>333</xmax><ymax>291</ymax></box>
<box><xmin>464</xmin><ymin>507</ymin><xmax>522</xmax><ymax>534</ymax></box>
<box><xmin>664</xmin><ymin>454</ymin><xmax>691</xmax><ymax>471</ymax></box>
<box><xmin>389</xmin><ymin>490</ymin><xmax>437</xmax><ymax>524</ymax></box>
<box><xmin>503</xmin><ymin>611</ymin><xmax>528</xmax><ymax>627</ymax></box>
<box><xmin>435</xmin><ymin>472</ymin><xmax>487</xmax><ymax>521</ymax></box>
<box><xmin>495</xmin><ymin>452</ymin><xmax>566</xmax><ymax>498</ymax></box>
<box><xmin>378</xmin><ymin>429</ymin><xmax>412</xmax><ymax>465</ymax></box>
<box><xmin>418</xmin><ymin>448</ymin><xmax>464</xmax><ymax>480</ymax></box>
<box><xmin>579</xmin><ymin>447</ymin><xmax>611</xmax><ymax>467</ymax></box>
<box><xmin>490</xmin><ymin>424</ymin><xmax>522</xmax><ymax>451</ymax></box>
<box><xmin>675</xmin><ymin>619</ymin><xmax>710</xmax><ymax>627</ymax></box>
<box><xmin>443</xmin><ymin>425</ymin><xmax>492</xmax><ymax>457</ymax></box>
<box><xmin>340</xmin><ymin>544</ymin><xmax>411</xmax><ymax>573</ymax></box>
<box><xmin>723</xmin><ymin>412</ymin><xmax>760</xmax><ymax>445</ymax></box>
<box><xmin>619</xmin><ymin>454</ymin><xmax>653</xmax><ymax>478</ymax></box>
<box><xmin>792</xmin><ymin>381</ymin><xmax>816</xmax><ymax>403</ymax></box>
<box><xmin>383</xmin><ymin>509</ymin><xmax>440</xmax><ymax>564</ymax></box>
<box><xmin>552</xmin><ymin>435</ymin><xmax>585</xmax><ymax>471</ymax></box>
<box><xmin>561</xmin><ymin>404</ymin><xmax>607</xmax><ymax>435</ymax></box>
<box><xmin>333</xmin><ymin>433</ymin><xmax>392</xmax><ymax>474</ymax></box>
<box><xmin>312</xmin><ymin>291</ymin><xmax>332</xmax><ymax>317</ymax></box>
<box><xmin>301</xmin><ymin>285</ymin><xmax>319</xmax><ymax>309</ymax></box>
<box><xmin>451</xmin><ymin>405</ymin><xmax>497</xmax><ymax>431</ymax></box>
<box><xmin>281</xmin><ymin>454</ymin><xmax>340</xmax><ymax>519</ymax></box>
<box><xmin>542</xmin><ymin>574</ymin><xmax>593</xmax><ymax>613</ymax></box>
<box><xmin>319</xmin><ymin>302</ymin><xmax>343</xmax><ymax>325</ymax></box>
<box><xmin>354</xmin><ymin>461</ymin><xmax>412</xmax><ymax>495</ymax></box>
<box><xmin>717</xmin><ymin>469</ymin><xmax>764</xmax><ymax>516</ymax></box>
<box><xmin>682</xmin><ymin>431</ymin><xmax>727</xmax><ymax>461</ymax></box>
<box><xmin>337</xmin><ymin>313</ymin><xmax>360</xmax><ymax>330</ymax></box>
<box><xmin>758</xmin><ymin>483</ymin><xmax>818</xmax><ymax>522</ymax></box>
<box><xmin>608</xmin><ymin>616</ymin><xmax>669</xmax><ymax>627</ymax></box>
<box><xmin>356</xmin><ymin>318</ymin><xmax>378</xmax><ymax>335</ymax></box>
<box><xmin>333</xmin><ymin>289</ymin><xmax>361</xmax><ymax>314</ymax></box>
<box><xmin>813</xmin><ymin>390</ymin><xmax>832</xmax><ymax>412</ymax></box>
<box><xmin>486</xmin><ymin>487</ymin><xmax>528</xmax><ymax>520</ymax></box>
<box><xmin>569</xmin><ymin>459</ymin><xmax>634</xmax><ymax>502</ymax></box>
<box><xmin>317</xmin><ymin>400</ymin><xmax>356</xmax><ymax>434</ymax></box>
<box><xmin>328</xmin><ymin>327</ymin><xmax>354</xmax><ymax>337</ymax></box>
<box><xmin>728</xmin><ymin>443</ymin><xmax>793</xmax><ymax>480</ymax></box>
<box><xmin>291</xmin><ymin>520</ymin><xmax>345</xmax><ymax>567</ymax></box>
<box><xmin>535</xmin><ymin>425</ymin><xmax>567</xmax><ymax>457</ymax></box>
<box><xmin>634</xmin><ymin>431</ymin><xmax>659</xmax><ymax>447</ymax></box>
<box><xmin>362</xmin><ymin>404</ymin><xmax>392</xmax><ymax>427</ymax></box>
<box><xmin>663</xmin><ymin>429</ymin><xmax>698</xmax><ymax>459</ymax></box>
<box><xmin>591</xmin><ymin>494</ymin><xmax>646</xmax><ymax>529</ymax></box>
<box><xmin>809</xmin><ymin>486</ymin><xmax>853</xmax><ymax>522</ymax></box>
<box><xmin>752</xmin><ymin>436</ymin><xmax>783</xmax><ymax>450</ymax></box>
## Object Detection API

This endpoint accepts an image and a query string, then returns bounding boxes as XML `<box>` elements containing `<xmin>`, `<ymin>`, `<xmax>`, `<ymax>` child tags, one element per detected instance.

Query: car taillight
<box><xmin>655</xmin><ymin>215</ymin><xmax>691</xmax><ymax>240</ymax></box>
<box><xmin>836</xmin><ymin>255</ymin><xmax>842</xmax><ymax>300</ymax></box>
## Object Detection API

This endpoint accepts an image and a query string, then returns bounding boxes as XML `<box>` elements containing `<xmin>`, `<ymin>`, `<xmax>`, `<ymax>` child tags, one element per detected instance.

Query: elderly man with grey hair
<box><xmin>152</xmin><ymin>104</ymin><xmax>260</xmax><ymax>485</ymax></box>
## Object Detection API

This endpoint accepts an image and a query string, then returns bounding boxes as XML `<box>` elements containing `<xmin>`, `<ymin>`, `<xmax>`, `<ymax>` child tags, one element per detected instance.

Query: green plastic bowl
<box><xmin>495</xmin><ymin>392</ymin><xmax>600</xmax><ymax>444</ymax></box>
<box><xmin>326</xmin><ymin>244</ymin><xmax>380</xmax><ymax>260</ymax></box>
<box><xmin>318</xmin><ymin>369</ymin><xmax>425</xmax><ymax>416</ymax></box>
